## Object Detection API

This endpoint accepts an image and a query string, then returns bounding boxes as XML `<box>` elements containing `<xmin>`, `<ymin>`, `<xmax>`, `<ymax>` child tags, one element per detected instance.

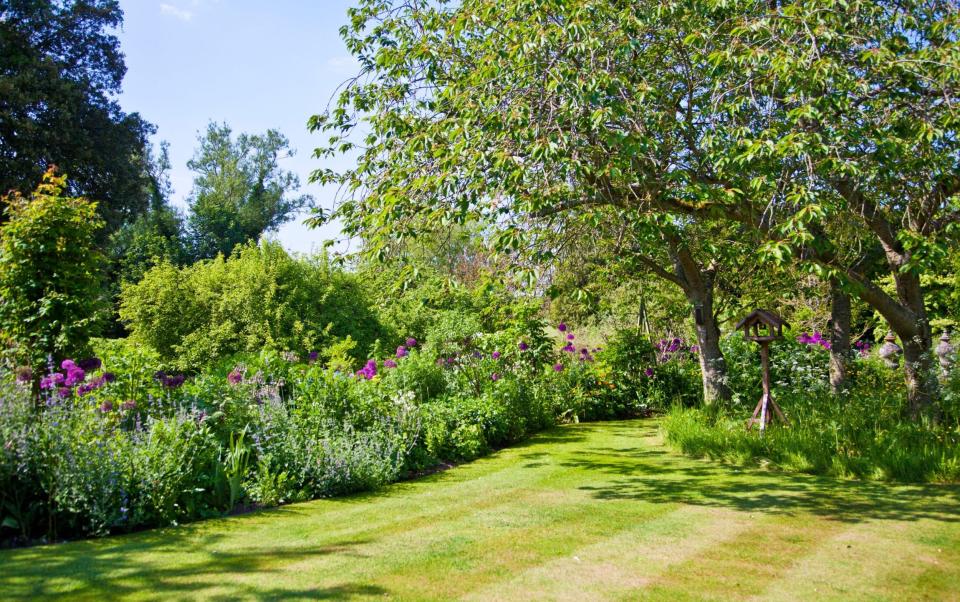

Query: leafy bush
<box><xmin>119</xmin><ymin>241</ymin><xmax>388</xmax><ymax>368</ymax></box>
<box><xmin>0</xmin><ymin>170</ymin><xmax>106</xmax><ymax>371</ymax></box>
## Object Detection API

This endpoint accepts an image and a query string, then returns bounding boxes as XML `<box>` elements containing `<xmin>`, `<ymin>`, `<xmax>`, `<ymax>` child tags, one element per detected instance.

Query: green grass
<box><xmin>2</xmin><ymin>420</ymin><xmax>959</xmax><ymax>600</ymax></box>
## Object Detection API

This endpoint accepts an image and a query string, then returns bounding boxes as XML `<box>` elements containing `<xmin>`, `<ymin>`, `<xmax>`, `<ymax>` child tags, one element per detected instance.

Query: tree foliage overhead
<box><xmin>0</xmin><ymin>0</ymin><xmax>156</xmax><ymax>234</ymax></box>
<box><xmin>310</xmin><ymin>0</ymin><xmax>960</xmax><ymax>415</ymax></box>
<box><xmin>186</xmin><ymin>122</ymin><xmax>314</xmax><ymax>261</ymax></box>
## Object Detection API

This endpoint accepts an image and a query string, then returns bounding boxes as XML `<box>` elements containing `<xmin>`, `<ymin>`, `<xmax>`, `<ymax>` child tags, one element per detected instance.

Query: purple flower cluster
<box><xmin>356</xmin><ymin>359</ymin><xmax>378</xmax><ymax>380</ymax></box>
<box><xmin>14</xmin><ymin>366</ymin><xmax>32</xmax><ymax>384</ymax></box>
<box><xmin>384</xmin><ymin>359</ymin><xmax>398</xmax><ymax>369</ymax></box>
<box><xmin>308</xmin><ymin>351</ymin><xmax>320</xmax><ymax>363</ymax></box>
<box><xmin>491</xmin><ymin>351</ymin><xmax>501</xmax><ymax>360</ymax></box>
<box><xmin>396</xmin><ymin>345</ymin><xmax>409</xmax><ymax>358</ymax></box>
<box><xmin>853</xmin><ymin>340</ymin><xmax>872</xmax><ymax>356</ymax></box>
<box><xmin>518</xmin><ymin>341</ymin><xmax>529</xmax><ymax>351</ymax></box>
<box><xmin>77</xmin><ymin>357</ymin><xmax>102</xmax><ymax>372</ymax></box>
<box><xmin>77</xmin><ymin>372</ymin><xmax>115</xmax><ymax>396</ymax></box>
<box><xmin>798</xmin><ymin>331</ymin><xmax>831</xmax><ymax>350</ymax></box>
<box><xmin>227</xmin><ymin>369</ymin><xmax>244</xmax><ymax>385</ymax></box>
<box><xmin>655</xmin><ymin>338</ymin><xmax>695</xmax><ymax>363</ymax></box>
<box><xmin>154</xmin><ymin>371</ymin><xmax>186</xmax><ymax>389</ymax></box>
<box><xmin>406</xmin><ymin>338</ymin><xmax>417</xmax><ymax>348</ymax></box>
<box><xmin>40</xmin><ymin>358</ymin><xmax>98</xmax><ymax>396</ymax></box>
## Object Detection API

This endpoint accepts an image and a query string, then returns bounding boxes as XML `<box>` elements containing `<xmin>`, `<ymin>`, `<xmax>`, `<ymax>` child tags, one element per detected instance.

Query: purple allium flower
<box><xmin>162</xmin><ymin>374</ymin><xmax>185</xmax><ymax>389</ymax></box>
<box><xmin>227</xmin><ymin>370</ymin><xmax>243</xmax><ymax>385</ymax></box>
<box><xmin>472</xmin><ymin>351</ymin><xmax>482</xmax><ymax>359</ymax></box>
<box><xmin>154</xmin><ymin>370</ymin><xmax>167</xmax><ymax>382</ymax></box>
<box><xmin>518</xmin><ymin>341</ymin><xmax>529</xmax><ymax>351</ymax></box>
<box><xmin>15</xmin><ymin>366</ymin><xmax>33</xmax><ymax>384</ymax></box>
<box><xmin>492</xmin><ymin>351</ymin><xmax>501</xmax><ymax>360</ymax></box>
<box><xmin>644</xmin><ymin>368</ymin><xmax>654</xmax><ymax>377</ymax></box>
<box><xmin>356</xmin><ymin>359</ymin><xmax>378</xmax><ymax>380</ymax></box>
<box><xmin>77</xmin><ymin>357</ymin><xmax>102</xmax><ymax>372</ymax></box>
<box><xmin>102</xmin><ymin>372</ymin><xmax>116</xmax><ymax>383</ymax></box>
<box><xmin>567</xmin><ymin>334</ymin><xmax>575</xmax><ymax>340</ymax></box>
<box><xmin>553</xmin><ymin>363</ymin><xmax>564</xmax><ymax>372</ymax></box>
<box><xmin>396</xmin><ymin>345</ymin><xmax>408</xmax><ymax>358</ymax></box>
<box><xmin>558</xmin><ymin>323</ymin><xmax>567</xmax><ymax>332</ymax></box>
<box><xmin>491</xmin><ymin>372</ymin><xmax>501</xmax><ymax>381</ymax></box>
<box><xmin>562</xmin><ymin>343</ymin><xmax>575</xmax><ymax>353</ymax></box>
<box><xmin>61</xmin><ymin>359</ymin><xmax>76</xmax><ymax>371</ymax></box>
<box><xmin>384</xmin><ymin>359</ymin><xmax>398</xmax><ymax>368</ymax></box>
<box><xmin>406</xmin><ymin>337</ymin><xmax>417</xmax><ymax>348</ymax></box>
<box><xmin>63</xmin><ymin>365</ymin><xmax>85</xmax><ymax>386</ymax></box>
<box><xmin>99</xmin><ymin>400</ymin><xmax>113</xmax><ymax>412</ymax></box>
<box><xmin>308</xmin><ymin>350</ymin><xmax>320</xmax><ymax>363</ymax></box>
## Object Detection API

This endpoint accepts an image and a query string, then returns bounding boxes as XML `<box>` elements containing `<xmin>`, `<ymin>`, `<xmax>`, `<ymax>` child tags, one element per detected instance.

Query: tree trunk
<box><xmin>691</xmin><ymin>290</ymin><xmax>731</xmax><ymax>405</ymax></box>
<box><xmin>845</xmin><ymin>265</ymin><xmax>939</xmax><ymax>417</ymax></box>
<box><xmin>829</xmin><ymin>278</ymin><xmax>851</xmax><ymax>395</ymax></box>
<box><xmin>634</xmin><ymin>234</ymin><xmax>732</xmax><ymax>406</ymax></box>
<box><xmin>901</xmin><ymin>336</ymin><xmax>937</xmax><ymax>419</ymax></box>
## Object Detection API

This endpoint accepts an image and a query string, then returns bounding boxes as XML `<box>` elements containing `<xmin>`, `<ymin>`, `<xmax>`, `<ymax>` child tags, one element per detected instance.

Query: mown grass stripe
<box><xmin>1</xmin><ymin>420</ymin><xmax>958</xmax><ymax>601</ymax></box>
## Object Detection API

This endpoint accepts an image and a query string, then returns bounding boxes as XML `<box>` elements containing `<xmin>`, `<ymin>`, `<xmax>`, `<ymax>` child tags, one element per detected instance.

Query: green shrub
<box><xmin>120</xmin><ymin>241</ymin><xmax>388</xmax><ymax>369</ymax></box>
<box><xmin>0</xmin><ymin>170</ymin><xmax>106</xmax><ymax>371</ymax></box>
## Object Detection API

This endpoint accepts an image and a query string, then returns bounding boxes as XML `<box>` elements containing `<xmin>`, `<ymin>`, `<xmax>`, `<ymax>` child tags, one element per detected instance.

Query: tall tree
<box><xmin>0</xmin><ymin>0</ymin><xmax>155</xmax><ymax>235</ymax></box>
<box><xmin>186</xmin><ymin>122</ymin><xmax>313</xmax><ymax>260</ymax></box>
<box><xmin>311</xmin><ymin>0</ymin><xmax>959</xmax><ymax>418</ymax></box>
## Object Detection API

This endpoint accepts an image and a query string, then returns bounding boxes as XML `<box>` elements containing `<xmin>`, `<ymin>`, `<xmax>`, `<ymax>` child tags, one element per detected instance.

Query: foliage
<box><xmin>119</xmin><ymin>241</ymin><xmax>387</xmax><ymax>369</ymax></box>
<box><xmin>186</xmin><ymin>122</ymin><xmax>313</xmax><ymax>261</ymax></box>
<box><xmin>310</xmin><ymin>0</ymin><xmax>960</xmax><ymax>415</ymax></box>
<box><xmin>663</xmin><ymin>351</ymin><xmax>960</xmax><ymax>483</ymax></box>
<box><xmin>0</xmin><ymin>0</ymin><xmax>156</xmax><ymax>236</ymax></box>
<box><xmin>0</xmin><ymin>170</ymin><xmax>106</xmax><ymax>370</ymax></box>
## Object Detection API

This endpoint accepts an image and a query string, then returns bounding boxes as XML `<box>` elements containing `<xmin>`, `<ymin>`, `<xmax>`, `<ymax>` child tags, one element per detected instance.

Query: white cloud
<box><xmin>160</xmin><ymin>3</ymin><xmax>194</xmax><ymax>21</ymax></box>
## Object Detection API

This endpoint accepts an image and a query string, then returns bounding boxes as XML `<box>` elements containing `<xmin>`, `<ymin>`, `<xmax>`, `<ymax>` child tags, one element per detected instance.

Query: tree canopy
<box><xmin>0</xmin><ymin>0</ymin><xmax>156</xmax><ymax>235</ymax></box>
<box><xmin>186</xmin><ymin>122</ymin><xmax>314</xmax><ymax>261</ymax></box>
<box><xmin>310</xmin><ymin>0</ymin><xmax>960</xmax><ymax>416</ymax></box>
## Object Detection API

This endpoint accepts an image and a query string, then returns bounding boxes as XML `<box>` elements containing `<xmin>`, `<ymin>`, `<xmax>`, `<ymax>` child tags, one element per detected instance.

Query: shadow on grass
<box><xmin>565</xmin><ymin>423</ymin><xmax>960</xmax><ymax>525</ymax></box>
<box><xmin>0</xmin><ymin>518</ymin><xmax>384</xmax><ymax>600</ymax></box>
<box><xmin>0</xmin><ymin>423</ymin><xmax>595</xmax><ymax>600</ymax></box>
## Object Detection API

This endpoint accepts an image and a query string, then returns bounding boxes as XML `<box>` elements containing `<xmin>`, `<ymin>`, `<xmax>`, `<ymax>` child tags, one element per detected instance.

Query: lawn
<box><xmin>1</xmin><ymin>420</ymin><xmax>958</xmax><ymax>601</ymax></box>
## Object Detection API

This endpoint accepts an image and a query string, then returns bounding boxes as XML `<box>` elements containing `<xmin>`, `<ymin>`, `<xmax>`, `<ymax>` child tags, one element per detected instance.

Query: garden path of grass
<box><xmin>2</xmin><ymin>420</ymin><xmax>959</xmax><ymax>601</ymax></box>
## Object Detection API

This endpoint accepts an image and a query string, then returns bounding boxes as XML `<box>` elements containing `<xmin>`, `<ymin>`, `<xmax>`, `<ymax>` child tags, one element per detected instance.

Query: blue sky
<box><xmin>116</xmin><ymin>0</ymin><xmax>358</xmax><ymax>253</ymax></box>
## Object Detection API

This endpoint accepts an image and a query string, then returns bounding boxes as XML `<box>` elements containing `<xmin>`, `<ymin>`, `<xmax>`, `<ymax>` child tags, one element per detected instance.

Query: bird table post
<box><xmin>735</xmin><ymin>309</ymin><xmax>790</xmax><ymax>436</ymax></box>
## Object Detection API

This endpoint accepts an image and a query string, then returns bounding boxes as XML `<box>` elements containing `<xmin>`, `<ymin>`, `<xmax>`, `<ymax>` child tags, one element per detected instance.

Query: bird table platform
<box><xmin>734</xmin><ymin>309</ymin><xmax>790</xmax><ymax>434</ymax></box>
